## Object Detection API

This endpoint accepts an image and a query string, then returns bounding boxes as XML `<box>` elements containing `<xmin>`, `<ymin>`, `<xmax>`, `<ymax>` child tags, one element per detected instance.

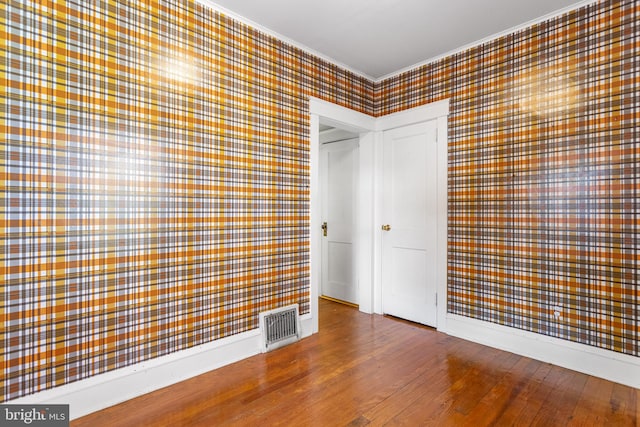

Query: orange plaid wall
<box><xmin>1</xmin><ymin>0</ymin><xmax>637</xmax><ymax>404</ymax></box>
<box><xmin>377</xmin><ymin>0</ymin><xmax>638</xmax><ymax>356</ymax></box>
<box><xmin>0</xmin><ymin>0</ymin><xmax>373</xmax><ymax>401</ymax></box>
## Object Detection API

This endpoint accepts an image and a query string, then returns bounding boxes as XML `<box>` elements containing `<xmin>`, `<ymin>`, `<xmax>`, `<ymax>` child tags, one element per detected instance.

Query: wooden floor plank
<box><xmin>568</xmin><ymin>376</ymin><xmax>615</xmax><ymax>426</ymax></box>
<box><xmin>72</xmin><ymin>299</ymin><xmax>638</xmax><ymax>426</ymax></box>
<box><xmin>509</xmin><ymin>364</ymin><xmax>569</xmax><ymax>425</ymax></box>
<box><xmin>529</xmin><ymin>367</ymin><xmax>588</xmax><ymax>426</ymax></box>
<box><xmin>454</xmin><ymin>355</ymin><xmax>540</xmax><ymax>425</ymax></box>
<box><xmin>604</xmin><ymin>383</ymin><xmax>637</xmax><ymax>426</ymax></box>
<box><xmin>490</xmin><ymin>360</ymin><xmax>554</xmax><ymax>425</ymax></box>
<box><xmin>358</xmin><ymin>335</ymin><xmax>474</xmax><ymax>425</ymax></box>
<box><xmin>384</xmin><ymin>345</ymin><xmax>521</xmax><ymax>426</ymax></box>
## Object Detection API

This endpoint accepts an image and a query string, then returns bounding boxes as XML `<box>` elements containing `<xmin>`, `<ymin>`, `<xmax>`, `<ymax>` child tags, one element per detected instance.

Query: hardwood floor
<box><xmin>73</xmin><ymin>299</ymin><xmax>638</xmax><ymax>426</ymax></box>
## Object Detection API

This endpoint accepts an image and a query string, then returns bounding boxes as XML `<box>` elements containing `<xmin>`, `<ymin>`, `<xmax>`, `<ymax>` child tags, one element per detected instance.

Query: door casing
<box><xmin>309</xmin><ymin>97</ymin><xmax>449</xmax><ymax>333</ymax></box>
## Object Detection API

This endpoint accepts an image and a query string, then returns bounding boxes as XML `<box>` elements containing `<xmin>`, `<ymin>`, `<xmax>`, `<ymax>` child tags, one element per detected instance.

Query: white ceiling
<box><xmin>201</xmin><ymin>0</ymin><xmax>591</xmax><ymax>80</ymax></box>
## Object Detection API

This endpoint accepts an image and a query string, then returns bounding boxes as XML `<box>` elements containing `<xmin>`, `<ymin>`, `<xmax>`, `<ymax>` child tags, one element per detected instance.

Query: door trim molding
<box><xmin>309</xmin><ymin>98</ymin><xmax>376</xmax><ymax>323</ymax></box>
<box><xmin>309</xmin><ymin>98</ymin><xmax>377</xmax><ymax>131</ymax></box>
<box><xmin>375</xmin><ymin>99</ymin><xmax>450</xmax><ymax>131</ymax></box>
<box><xmin>309</xmin><ymin>97</ymin><xmax>449</xmax><ymax>331</ymax></box>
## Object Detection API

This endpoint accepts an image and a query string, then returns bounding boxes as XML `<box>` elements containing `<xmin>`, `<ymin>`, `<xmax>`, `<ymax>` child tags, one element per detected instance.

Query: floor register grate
<box><xmin>259</xmin><ymin>304</ymin><xmax>301</xmax><ymax>352</ymax></box>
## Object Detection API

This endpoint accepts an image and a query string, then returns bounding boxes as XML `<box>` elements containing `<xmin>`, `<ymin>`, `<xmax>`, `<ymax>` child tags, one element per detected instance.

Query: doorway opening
<box><xmin>307</xmin><ymin>96</ymin><xmax>448</xmax><ymax>336</ymax></box>
<box><xmin>320</xmin><ymin>124</ymin><xmax>359</xmax><ymax>308</ymax></box>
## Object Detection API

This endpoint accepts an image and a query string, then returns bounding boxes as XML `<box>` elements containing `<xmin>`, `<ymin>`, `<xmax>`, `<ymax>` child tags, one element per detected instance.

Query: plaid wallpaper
<box><xmin>377</xmin><ymin>0</ymin><xmax>639</xmax><ymax>356</ymax></box>
<box><xmin>0</xmin><ymin>0</ymin><xmax>373</xmax><ymax>401</ymax></box>
<box><xmin>1</xmin><ymin>0</ymin><xmax>637</xmax><ymax>404</ymax></box>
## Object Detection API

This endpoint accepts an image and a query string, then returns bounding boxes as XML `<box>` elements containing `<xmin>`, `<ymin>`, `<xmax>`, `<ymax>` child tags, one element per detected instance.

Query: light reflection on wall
<box><xmin>154</xmin><ymin>53</ymin><xmax>201</xmax><ymax>86</ymax></box>
<box><xmin>516</xmin><ymin>67</ymin><xmax>580</xmax><ymax>119</ymax></box>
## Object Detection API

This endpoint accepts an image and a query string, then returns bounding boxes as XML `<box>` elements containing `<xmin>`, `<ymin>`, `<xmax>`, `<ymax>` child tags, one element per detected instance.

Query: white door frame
<box><xmin>309</xmin><ymin>97</ymin><xmax>449</xmax><ymax>333</ymax></box>
<box><xmin>309</xmin><ymin>99</ymin><xmax>376</xmax><ymax>334</ymax></box>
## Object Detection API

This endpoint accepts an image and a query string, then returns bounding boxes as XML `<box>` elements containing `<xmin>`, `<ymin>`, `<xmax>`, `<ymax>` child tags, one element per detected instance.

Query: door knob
<box><xmin>381</xmin><ymin>224</ymin><xmax>391</xmax><ymax>231</ymax></box>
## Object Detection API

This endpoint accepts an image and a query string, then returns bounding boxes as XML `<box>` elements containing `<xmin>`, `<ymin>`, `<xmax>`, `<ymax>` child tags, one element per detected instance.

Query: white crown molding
<box><xmin>194</xmin><ymin>0</ymin><xmax>376</xmax><ymax>81</ymax></box>
<box><xmin>196</xmin><ymin>0</ymin><xmax>598</xmax><ymax>84</ymax></box>
<box><xmin>375</xmin><ymin>0</ymin><xmax>600</xmax><ymax>82</ymax></box>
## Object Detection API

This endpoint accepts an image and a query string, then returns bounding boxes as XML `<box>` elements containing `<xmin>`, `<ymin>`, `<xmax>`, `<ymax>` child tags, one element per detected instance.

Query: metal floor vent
<box><xmin>259</xmin><ymin>304</ymin><xmax>301</xmax><ymax>352</ymax></box>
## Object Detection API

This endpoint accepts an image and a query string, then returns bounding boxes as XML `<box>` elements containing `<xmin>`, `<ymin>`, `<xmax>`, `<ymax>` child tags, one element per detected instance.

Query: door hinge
<box><xmin>435</xmin><ymin>292</ymin><xmax>438</xmax><ymax>307</ymax></box>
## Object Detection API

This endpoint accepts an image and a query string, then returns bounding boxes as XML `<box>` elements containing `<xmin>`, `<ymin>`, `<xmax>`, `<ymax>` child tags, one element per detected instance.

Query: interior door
<box><xmin>321</xmin><ymin>138</ymin><xmax>358</xmax><ymax>304</ymax></box>
<box><xmin>382</xmin><ymin>121</ymin><xmax>438</xmax><ymax>326</ymax></box>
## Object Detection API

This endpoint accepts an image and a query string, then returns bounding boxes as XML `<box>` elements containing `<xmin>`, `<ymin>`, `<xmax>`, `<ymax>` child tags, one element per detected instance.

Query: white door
<box><xmin>382</xmin><ymin>121</ymin><xmax>438</xmax><ymax>326</ymax></box>
<box><xmin>321</xmin><ymin>138</ymin><xmax>358</xmax><ymax>304</ymax></box>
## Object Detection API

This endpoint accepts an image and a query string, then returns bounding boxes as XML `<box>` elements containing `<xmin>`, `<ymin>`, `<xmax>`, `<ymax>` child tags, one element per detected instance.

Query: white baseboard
<box><xmin>9</xmin><ymin>314</ymin><xmax>315</xmax><ymax>420</ymax></box>
<box><xmin>299</xmin><ymin>314</ymin><xmax>314</xmax><ymax>338</ymax></box>
<box><xmin>446</xmin><ymin>314</ymin><xmax>640</xmax><ymax>389</ymax></box>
